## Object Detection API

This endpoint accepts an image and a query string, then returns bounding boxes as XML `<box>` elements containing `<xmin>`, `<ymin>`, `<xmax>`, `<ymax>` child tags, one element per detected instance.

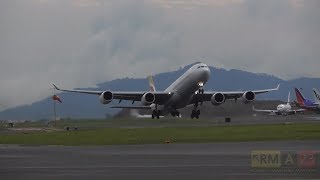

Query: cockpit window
<box><xmin>197</xmin><ymin>65</ymin><xmax>208</xmax><ymax>69</ymax></box>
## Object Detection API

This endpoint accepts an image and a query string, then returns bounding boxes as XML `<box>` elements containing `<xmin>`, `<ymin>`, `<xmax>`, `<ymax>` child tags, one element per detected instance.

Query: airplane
<box><xmin>53</xmin><ymin>62</ymin><xmax>279</xmax><ymax>119</ymax></box>
<box><xmin>129</xmin><ymin>109</ymin><xmax>166</xmax><ymax>118</ymax></box>
<box><xmin>312</xmin><ymin>88</ymin><xmax>320</xmax><ymax>110</ymax></box>
<box><xmin>294</xmin><ymin>88</ymin><xmax>320</xmax><ymax>111</ymax></box>
<box><xmin>253</xmin><ymin>91</ymin><xmax>305</xmax><ymax>116</ymax></box>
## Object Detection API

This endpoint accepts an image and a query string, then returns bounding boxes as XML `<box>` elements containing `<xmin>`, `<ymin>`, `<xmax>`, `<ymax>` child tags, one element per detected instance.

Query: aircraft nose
<box><xmin>204</xmin><ymin>67</ymin><xmax>210</xmax><ymax>80</ymax></box>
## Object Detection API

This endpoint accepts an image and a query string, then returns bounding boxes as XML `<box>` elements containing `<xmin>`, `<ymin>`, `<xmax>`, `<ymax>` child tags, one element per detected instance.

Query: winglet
<box><xmin>52</xmin><ymin>84</ymin><xmax>60</xmax><ymax>91</ymax></box>
<box><xmin>252</xmin><ymin>106</ymin><xmax>256</xmax><ymax>111</ymax></box>
<box><xmin>276</xmin><ymin>84</ymin><xmax>280</xmax><ymax>90</ymax></box>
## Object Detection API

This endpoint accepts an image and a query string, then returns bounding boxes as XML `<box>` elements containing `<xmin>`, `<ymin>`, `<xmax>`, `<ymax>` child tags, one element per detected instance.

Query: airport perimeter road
<box><xmin>1</xmin><ymin>141</ymin><xmax>319</xmax><ymax>180</ymax></box>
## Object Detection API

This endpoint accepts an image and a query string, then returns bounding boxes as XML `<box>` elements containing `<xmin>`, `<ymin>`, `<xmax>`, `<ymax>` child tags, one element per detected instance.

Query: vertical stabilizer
<box><xmin>313</xmin><ymin>88</ymin><xmax>320</xmax><ymax>104</ymax></box>
<box><xmin>294</xmin><ymin>88</ymin><xmax>306</xmax><ymax>106</ymax></box>
<box><xmin>287</xmin><ymin>91</ymin><xmax>291</xmax><ymax>105</ymax></box>
<box><xmin>148</xmin><ymin>75</ymin><xmax>156</xmax><ymax>92</ymax></box>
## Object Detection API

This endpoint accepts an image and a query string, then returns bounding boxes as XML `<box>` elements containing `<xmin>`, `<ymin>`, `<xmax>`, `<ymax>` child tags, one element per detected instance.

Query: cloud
<box><xmin>289</xmin><ymin>0</ymin><xmax>305</xmax><ymax>8</ymax></box>
<box><xmin>0</xmin><ymin>0</ymin><xmax>319</xmax><ymax>110</ymax></box>
<box><xmin>152</xmin><ymin>0</ymin><xmax>244</xmax><ymax>9</ymax></box>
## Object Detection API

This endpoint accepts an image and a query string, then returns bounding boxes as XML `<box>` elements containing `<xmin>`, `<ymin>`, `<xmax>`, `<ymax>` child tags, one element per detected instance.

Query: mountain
<box><xmin>0</xmin><ymin>63</ymin><xmax>319</xmax><ymax>120</ymax></box>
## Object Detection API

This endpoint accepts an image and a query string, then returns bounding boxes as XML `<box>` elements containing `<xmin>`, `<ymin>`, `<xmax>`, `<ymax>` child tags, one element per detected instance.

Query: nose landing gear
<box><xmin>191</xmin><ymin>109</ymin><xmax>200</xmax><ymax>119</ymax></box>
<box><xmin>191</xmin><ymin>89</ymin><xmax>204</xmax><ymax>119</ymax></box>
<box><xmin>171</xmin><ymin>110</ymin><xmax>180</xmax><ymax>117</ymax></box>
<box><xmin>152</xmin><ymin>110</ymin><xmax>161</xmax><ymax>119</ymax></box>
<box><xmin>191</xmin><ymin>102</ymin><xmax>201</xmax><ymax>119</ymax></box>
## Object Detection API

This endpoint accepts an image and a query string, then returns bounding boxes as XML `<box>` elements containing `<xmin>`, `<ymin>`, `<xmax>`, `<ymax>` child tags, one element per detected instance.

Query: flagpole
<box><xmin>51</xmin><ymin>85</ymin><xmax>62</xmax><ymax>127</ymax></box>
<box><xmin>53</xmin><ymin>88</ymin><xmax>57</xmax><ymax>127</ymax></box>
<box><xmin>54</xmin><ymin>100</ymin><xmax>56</xmax><ymax>127</ymax></box>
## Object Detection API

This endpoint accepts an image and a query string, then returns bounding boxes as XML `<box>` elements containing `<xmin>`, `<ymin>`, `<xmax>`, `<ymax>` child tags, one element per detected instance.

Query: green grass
<box><xmin>1</xmin><ymin>123</ymin><xmax>320</xmax><ymax>145</ymax></box>
<box><xmin>10</xmin><ymin>118</ymin><xmax>209</xmax><ymax>129</ymax></box>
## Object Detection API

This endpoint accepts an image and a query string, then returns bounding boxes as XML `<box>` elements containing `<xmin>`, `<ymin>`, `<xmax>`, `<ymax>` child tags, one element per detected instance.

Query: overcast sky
<box><xmin>0</xmin><ymin>0</ymin><xmax>319</xmax><ymax>110</ymax></box>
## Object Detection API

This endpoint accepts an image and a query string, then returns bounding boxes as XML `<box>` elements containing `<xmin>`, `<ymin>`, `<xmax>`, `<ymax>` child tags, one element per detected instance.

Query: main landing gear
<box><xmin>152</xmin><ymin>110</ymin><xmax>161</xmax><ymax>119</ymax></box>
<box><xmin>191</xmin><ymin>109</ymin><xmax>200</xmax><ymax>119</ymax></box>
<box><xmin>191</xmin><ymin>102</ymin><xmax>200</xmax><ymax>119</ymax></box>
<box><xmin>171</xmin><ymin>110</ymin><xmax>180</xmax><ymax>117</ymax></box>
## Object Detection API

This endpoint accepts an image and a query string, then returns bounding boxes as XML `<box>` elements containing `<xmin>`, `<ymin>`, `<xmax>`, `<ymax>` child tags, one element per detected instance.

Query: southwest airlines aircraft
<box><xmin>53</xmin><ymin>62</ymin><xmax>279</xmax><ymax>119</ymax></box>
<box><xmin>253</xmin><ymin>92</ymin><xmax>305</xmax><ymax>116</ymax></box>
<box><xmin>294</xmin><ymin>88</ymin><xmax>320</xmax><ymax>111</ymax></box>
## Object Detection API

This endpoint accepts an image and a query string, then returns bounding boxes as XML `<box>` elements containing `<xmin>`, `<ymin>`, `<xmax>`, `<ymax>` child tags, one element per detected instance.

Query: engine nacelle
<box><xmin>141</xmin><ymin>92</ymin><xmax>155</xmax><ymax>105</ymax></box>
<box><xmin>211</xmin><ymin>93</ymin><xmax>225</xmax><ymax>106</ymax></box>
<box><xmin>99</xmin><ymin>91</ymin><xmax>113</xmax><ymax>104</ymax></box>
<box><xmin>242</xmin><ymin>91</ymin><xmax>255</xmax><ymax>104</ymax></box>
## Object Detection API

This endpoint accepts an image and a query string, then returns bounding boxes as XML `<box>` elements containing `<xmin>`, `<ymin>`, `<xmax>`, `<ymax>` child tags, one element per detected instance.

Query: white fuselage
<box><xmin>150</xmin><ymin>63</ymin><xmax>210</xmax><ymax>113</ymax></box>
<box><xmin>276</xmin><ymin>104</ymin><xmax>291</xmax><ymax>114</ymax></box>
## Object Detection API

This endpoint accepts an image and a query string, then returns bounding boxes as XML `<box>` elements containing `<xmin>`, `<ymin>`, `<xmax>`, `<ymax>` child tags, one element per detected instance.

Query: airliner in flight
<box><xmin>253</xmin><ymin>92</ymin><xmax>305</xmax><ymax>116</ymax></box>
<box><xmin>294</xmin><ymin>88</ymin><xmax>320</xmax><ymax>111</ymax></box>
<box><xmin>53</xmin><ymin>62</ymin><xmax>279</xmax><ymax>119</ymax></box>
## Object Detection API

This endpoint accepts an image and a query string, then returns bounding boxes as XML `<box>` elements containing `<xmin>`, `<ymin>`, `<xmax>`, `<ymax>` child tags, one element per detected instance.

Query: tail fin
<box><xmin>312</xmin><ymin>88</ymin><xmax>320</xmax><ymax>104</ymax></box>
<box><xmin>295</xmin><ymin>88</ymin><xmax>306</xmax><ymax>106</ymax></box>
<box><xmin>287</xmin><ymin>91</ymin><xmax>291</xmax><ymax>104</ymax></box>
<box><xmin>148</xmin><ymin>75</ymin><xmax>156</xmax><ymax>92</ymax></box>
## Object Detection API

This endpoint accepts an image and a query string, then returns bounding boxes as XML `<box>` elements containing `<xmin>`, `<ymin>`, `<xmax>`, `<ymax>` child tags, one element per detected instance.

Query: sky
<box><xmin>0</xmin><ymin>0</ymin><xmax>319</xmax><ymax>110</ymax></box>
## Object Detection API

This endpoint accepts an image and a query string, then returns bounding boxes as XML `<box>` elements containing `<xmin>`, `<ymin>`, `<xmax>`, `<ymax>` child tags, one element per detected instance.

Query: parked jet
<box><xmin>53</xmin><ymin>62</ymin><xmax>279</xmax><ymax>119</ymax></box>
<box><xmin>129</xmin><ymin>109</ymin><xmax>166</xmax><ymax>118</ymax></box>
<box><xmin>294</xmin><ymin>88</ymin><xmax>320</xmax><ymax>111</ymax></box>
<box><xmin>312</xmin><ymin>88</ymin><xmax>320</xmax><ymax>109</ymax></box>
<box><xmin>253</xmin><ymin>92</ymin><xmax>305</xmax><ymax>116</ymax></box>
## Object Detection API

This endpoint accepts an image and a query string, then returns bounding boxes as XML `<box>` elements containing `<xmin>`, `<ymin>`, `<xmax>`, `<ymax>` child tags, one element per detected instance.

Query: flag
<box><xmin>52</xmin><ymin>95</ymin><xmax>62</xmax><ymax>103</ymax></box>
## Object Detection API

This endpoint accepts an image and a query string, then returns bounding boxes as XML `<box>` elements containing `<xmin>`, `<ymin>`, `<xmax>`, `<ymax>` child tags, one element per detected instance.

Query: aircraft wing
<box><xmin>191</xmin><ymin>84</ymin><xmax>280</xmax><ymax>103</ymax></box>
<box><xmin>291</xmin><ymin>109</ymin><xmax>306</xmax><ymax>113</ymax></box>
<box><xmin>210</xmin><ymin>84</ymin><xmax>280</xmax><ymax>99</ymax></box>
<box><xmin>251</xmin><ymin>106</ymin><xmax>304</xmax><ymax>114</ymax></box>
<box><xmin>53</xmin><ymin>84</ymin><xmax>171</xmax><ymax>104</ymax></box>
<box><xmin>252</xmin><ymin>106</ymin><xmax>278</xmax><ymax>113</ymax></box>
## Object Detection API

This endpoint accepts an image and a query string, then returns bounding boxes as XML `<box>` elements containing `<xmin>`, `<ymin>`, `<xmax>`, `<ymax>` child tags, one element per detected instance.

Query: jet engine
<box><xmin>99</xmin><ymin>91</ymin><xmax>113</xmax><ymax>104</ymax></box>
<box><xmin>242</xmin><ymin>91</ymin><xmax>255</xmax><ymax>104</ymax></box>
<box><xmin>141</xmin><ymin>92</ymin><xmax>155</xmax><ymax>105</ymax></box>
<box><xmin>211</xmin><ymin>93</ymin><xmax>225</xmax><ymax>106</ymax></box>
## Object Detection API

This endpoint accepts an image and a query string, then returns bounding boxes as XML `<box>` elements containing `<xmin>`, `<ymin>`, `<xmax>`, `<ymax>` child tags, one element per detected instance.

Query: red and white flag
<box><xmin>52</xmin><ymin>95</ymin><xmax>62</xmax><ymax>103</ymax></box>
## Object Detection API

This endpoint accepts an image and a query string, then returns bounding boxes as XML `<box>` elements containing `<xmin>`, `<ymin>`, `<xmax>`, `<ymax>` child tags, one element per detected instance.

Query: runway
<box><xmin>1</xmin><ymin>141</ymin><xmax>319</xmax><ymax>179</ymax></box>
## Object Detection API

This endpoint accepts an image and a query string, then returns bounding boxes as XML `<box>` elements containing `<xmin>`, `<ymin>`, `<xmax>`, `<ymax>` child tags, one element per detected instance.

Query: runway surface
<box><xmin>1</xmin><ymin>141</ymin><xmax>319</xmax><ymax>179</ymax></box>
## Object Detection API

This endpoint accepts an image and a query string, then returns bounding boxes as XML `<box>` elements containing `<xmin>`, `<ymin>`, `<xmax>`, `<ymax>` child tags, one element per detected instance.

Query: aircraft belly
<box><xmin>175</xmin><ymin>96</ymin><xmax>192</xmax><ymax>109</ymax></box>
<box><xmin>163</xmin><ymin>93</ymin><xmax>192</xmax><ymax>110</ymax></box>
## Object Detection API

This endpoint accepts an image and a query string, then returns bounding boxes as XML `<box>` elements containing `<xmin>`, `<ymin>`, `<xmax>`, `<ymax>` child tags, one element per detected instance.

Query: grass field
<box><xmin>9</xmin><ymin>118</ymin><xmax>221</xmax><ymax>129</ymax></box>
<box><xmin>0</xmin><ymin>123</ymin><xmax>320</xmax><ymax>145</ymax></box>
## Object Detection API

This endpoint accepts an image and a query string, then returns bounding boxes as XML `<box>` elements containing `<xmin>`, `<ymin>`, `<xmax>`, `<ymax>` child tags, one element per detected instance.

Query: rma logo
<box><xmin>251</xmin><ymin>151</ymin><xmax>281</xmax><ymax>168</ymax></box>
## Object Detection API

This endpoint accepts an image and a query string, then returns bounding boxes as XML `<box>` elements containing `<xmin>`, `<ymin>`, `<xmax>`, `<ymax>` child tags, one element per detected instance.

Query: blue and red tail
<box><xmin>295</xmin><ymin>88</ymin><xmax>306</xmax><ymax>106</ymax></box>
